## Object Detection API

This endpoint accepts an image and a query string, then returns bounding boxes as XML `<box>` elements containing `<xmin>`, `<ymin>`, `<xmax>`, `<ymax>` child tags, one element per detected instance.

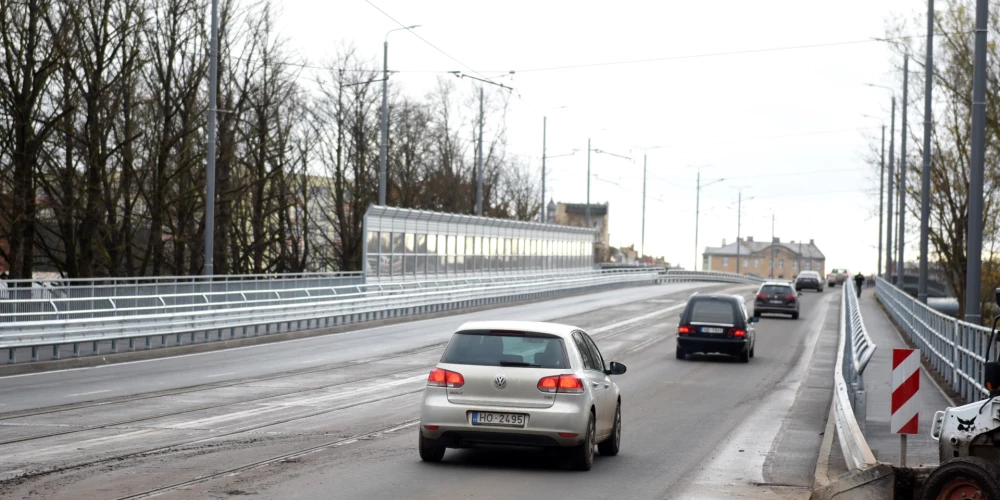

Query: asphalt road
<box><xmin>0</xmin><ymin>282</ymin><xmax>839</xmax><ymax>500</ymax></box>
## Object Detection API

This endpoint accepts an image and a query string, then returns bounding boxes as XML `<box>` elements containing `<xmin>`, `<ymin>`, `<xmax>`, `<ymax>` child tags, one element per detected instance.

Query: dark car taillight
<box><xmin>729</xmin><ymin>328</ymin><xmax>746</xmax><ymax>338</ymax></box>
<box><xmin>678</xmin><ymin>325</ymin><xmax>692</xmax><ymax>335</ymax></box>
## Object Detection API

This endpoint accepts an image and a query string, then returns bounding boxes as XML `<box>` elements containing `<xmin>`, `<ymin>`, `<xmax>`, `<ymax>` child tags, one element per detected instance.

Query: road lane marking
<box><xmin>64</xmin><ymin>390</ymin><xmax>113</xmax><ymax>398</ymax></box>
<box><xmin>205</xmin><ymin>372</ymin><xmax>236</xmax><ymax>379</ymax></box>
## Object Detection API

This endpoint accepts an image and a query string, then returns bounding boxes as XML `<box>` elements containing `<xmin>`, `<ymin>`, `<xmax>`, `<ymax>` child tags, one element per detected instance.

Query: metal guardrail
<box><xmin>0</xmin><ymin>268</ymin><xmax>761</xmax><ymax>364</ymax></box>
<box><xmin>834</xmin><ymin>282</ymin><xmax>878</xmax><ymax>470</ymax></box>
<box><xmin>0</xmin><ymin>272</ymin><xmax>364</xmax><ymax>323</ymax></box>
<box><xmin>876</xmin><ymin>276</ymin><xmax>990</xmax><ymax>402</ymax></box>
<box><xmin>661</xmin><ymin>269</ymin><xmax>766</xmax><ymax>286</ymax></box>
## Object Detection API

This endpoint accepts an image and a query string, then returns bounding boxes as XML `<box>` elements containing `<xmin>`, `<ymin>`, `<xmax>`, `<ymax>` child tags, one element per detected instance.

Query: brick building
<box><xmin>702</xmin><ymin>236</ymin><xmax>825</xmax><ymax>279</ymax></box>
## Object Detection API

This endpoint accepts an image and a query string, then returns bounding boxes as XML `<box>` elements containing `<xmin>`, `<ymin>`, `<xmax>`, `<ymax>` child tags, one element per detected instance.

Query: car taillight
<box><xmin>785</xmin><ymin>294</ymin><xmax>797</xmax><ymax>301</ymax></box>
<box><xmin>427</xmin><ymin>368</ymin><xmax>464</xmax><ymax>388</ymax></box>
<box><xmin>730</xmin><ymin>328</ymin><xmax>746</xmax><ymax>338</ymax></box>
<box><xmin>537</xmin><ymin>375</ymin><xmax>585</xmax><ymax>394</ymax></box>
<box><xmin>756</xmin><ymin>293</ymin><xmax>768</xmax><ymax>301</ymax></box>
<box><xmin>678</xmin><ymin>325</ymin><xmax>692</xmax><ymax>334</ymax></box>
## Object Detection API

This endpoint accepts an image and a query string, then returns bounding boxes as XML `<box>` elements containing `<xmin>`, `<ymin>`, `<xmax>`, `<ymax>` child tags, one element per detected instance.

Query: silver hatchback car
<box><xmin>418</xmin><ymin>321</ymin><xmax>627</xmax><ymax>470</ymax></box>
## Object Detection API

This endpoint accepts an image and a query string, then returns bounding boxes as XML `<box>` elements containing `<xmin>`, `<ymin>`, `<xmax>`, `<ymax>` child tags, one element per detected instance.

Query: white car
<box><xmin>418</xmin><ymin>321</ymin><xmax>627</xmax><ymax>470</ymax></box>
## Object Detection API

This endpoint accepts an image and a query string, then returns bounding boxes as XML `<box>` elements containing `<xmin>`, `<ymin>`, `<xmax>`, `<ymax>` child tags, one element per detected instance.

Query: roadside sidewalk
<box><xmin>859</xmin><ymin>287</ymin><xmax>953</xmax><ymax>466</ymax></box>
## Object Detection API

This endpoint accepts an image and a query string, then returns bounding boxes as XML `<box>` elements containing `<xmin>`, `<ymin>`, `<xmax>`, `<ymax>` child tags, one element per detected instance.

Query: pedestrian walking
<box><xmin>853</xmin><ymin>271</ymin><xmax>865</xmax><ymax>299</ymax></box>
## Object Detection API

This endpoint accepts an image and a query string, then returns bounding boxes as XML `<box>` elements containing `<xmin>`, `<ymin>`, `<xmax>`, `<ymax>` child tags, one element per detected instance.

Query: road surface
<box><xmin>0</xmin><ymin>281</ymin><xmax>838</xmax><ymax>499</ymax></box>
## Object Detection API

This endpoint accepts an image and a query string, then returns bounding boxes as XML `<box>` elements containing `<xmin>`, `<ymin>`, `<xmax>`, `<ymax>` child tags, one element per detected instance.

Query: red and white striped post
<box><xmin>891</xmin><ymin>348</ymin><xmax>920</xmax><ymax>467</ymax></box>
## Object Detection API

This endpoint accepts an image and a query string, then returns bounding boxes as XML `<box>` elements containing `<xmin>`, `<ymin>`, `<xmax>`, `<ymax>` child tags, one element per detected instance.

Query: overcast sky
<box><xmin>275</xmin><ymin>0</ymin><xmax>927</xmax><ymax>274</ymax></box>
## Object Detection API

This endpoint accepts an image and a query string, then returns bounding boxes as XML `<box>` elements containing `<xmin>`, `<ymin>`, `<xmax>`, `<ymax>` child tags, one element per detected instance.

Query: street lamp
<box><xmin>587</xmin><ymin>142</ymin><xmax>631</xmax><ymax>228</ymax></box>
<box><xmin>632</xmin><ymin>146</ymin><xmax>665</xmax><ymax>260</ymax></box>
<box><xmin>862</xmin><ymin>114</ymin><xmax>886</xmax><ymax>277</ymax></box>
<box><xmin>541</xmin><ymin>106</ymin><xmax>569</xmax><ymax>222</ymax></box>
<box><xmin>866</xmin><ymin>83</ymin><xmax>896</xmax><ymax>279</ymax></box>
<box><xmin>379</xmin><ymin>24</ymin><xmax>420</xmax><ymax>207</ymax></box>
<box><xmin>692</xmin><ymin>167</ymin><xmax>724</xmax><ymax>271</ymax></box>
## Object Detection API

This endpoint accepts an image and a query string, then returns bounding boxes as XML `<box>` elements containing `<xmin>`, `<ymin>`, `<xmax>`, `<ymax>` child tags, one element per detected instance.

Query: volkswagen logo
<box><xmin>493</xmin><ymin>375</ymin><xmax>507</xmax><ymax>390</ymax></box>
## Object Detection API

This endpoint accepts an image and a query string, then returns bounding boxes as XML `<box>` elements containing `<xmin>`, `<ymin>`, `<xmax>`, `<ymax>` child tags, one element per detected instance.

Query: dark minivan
<box><xmin>676</xmin><ymin>293</ymin><xmax>758</xmax><ymax>363</ymax></box>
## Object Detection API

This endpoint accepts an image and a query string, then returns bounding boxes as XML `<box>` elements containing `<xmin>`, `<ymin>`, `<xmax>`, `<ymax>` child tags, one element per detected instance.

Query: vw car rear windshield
<box><xmin>760</xmin><ymin>285</ymin><xmax>793</xmax><ymax>295</ymax></box>
<box><xmin>440</xmin><ymin>331</ymin><xmax>570</xmax><ymax>369</ymax></box>
<box><xmin>686</xmin><ymin>299</ymin><xmax>739</xmax><ymax>325</ymax></box>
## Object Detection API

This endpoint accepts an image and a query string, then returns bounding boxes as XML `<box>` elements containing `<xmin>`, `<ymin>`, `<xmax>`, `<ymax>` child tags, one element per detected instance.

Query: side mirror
<box><xmin>749</xmin><ymin>316</ymin><xmax>760</xmax><ymax>324</ymax></box>
<box><xmin>797</xmin><ymin>292</ymin><xmax>803</xmax><ymax>297</ymax></box>
<box><xmin>606</xmin><ymin>361</ymin><xmax>627</xmax><ymax>375</ymax></box>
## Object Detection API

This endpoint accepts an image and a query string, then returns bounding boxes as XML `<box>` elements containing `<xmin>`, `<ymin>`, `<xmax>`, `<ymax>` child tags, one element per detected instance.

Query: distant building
<box><xmin>552</xmin><ymin>202</ymin><xmax>610</xmax><ymax>262</ymax></box>
<box><xmin>702</xmin><ymin>236</ymin><xmax>826</xmax><ymax>279</ymax></box>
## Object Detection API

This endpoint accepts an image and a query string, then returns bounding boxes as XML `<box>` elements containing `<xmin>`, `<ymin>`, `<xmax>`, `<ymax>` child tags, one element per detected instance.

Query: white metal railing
<box><xmin>661</xmin><ymin>269</ymin><xmax>766</xmax><ymax>286</ymax></box>
<box><xmin>834</xmin><ymin>282</ymin><xmax>878</xmax><ymax>470</ymax></box>
<box><xmin>876</xmin><ymin>276</ymin><xmax>991</xmax><ymax>402</ymax></box>
<box><xmin>0</xmin><ymin>267</ymin><xmax>761</xmax><ymax>363</ymax></box>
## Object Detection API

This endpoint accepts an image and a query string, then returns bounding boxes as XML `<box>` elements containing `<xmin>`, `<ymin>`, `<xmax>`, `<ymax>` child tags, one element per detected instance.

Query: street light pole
<box><xmin>967</xmin><ymin>0</ymin><xmax>988</xmax><ymax>323</ymax></box>
<box><xmin>694</xmin><ymin>170</ymin><xmax>700</xmax><ymax>271</ymax></box>
<box><xmin>737</xmin><ymin>190</ymin><xmax>742</xmax><ymax>274</ymax></box>
<box><xmin>379</xmin><ymin>25</ymin><xmax>420</xmax><ymax>207</ymax></box>
<box><xmin>771</xmin><ymin>212</ymin><xmax>776</xmax><ymax>280</ymax></box>
<box><xmin>642</xmin><ymin>154</ymin><xmax>647</xmax><ymax>260</ymax></box>
<box><xmin>898</xmin><ymin>54</ymin><xmax>909</xmax><ymax>288</ymax></box>
<box><xmin>476</xmin><ymin>86</ymin><xmax>484</xmax><ymax>216</ymax></box>
<box><xmin>919</xmin><ymin>0</ymin><xmax>934</xmax><ymax>304</ymax></box>
<box><xmin>586</xmin><ymin>138</ymin><xmax>591</xmax><ymax>228</ymax></box>
<box><xmin>864</xmin><ymin>114</ymin><xmax>887</xmax><ymax>277</ymax></box>
<box><xmin>203</xmin><ymin>0</ymin><xmax>218</xmax><ymax>276</ymax></box>
<box><xmin>541</xmin><ymin>117</ymin><xmax>547</xmax><ymax>222</ymax></box>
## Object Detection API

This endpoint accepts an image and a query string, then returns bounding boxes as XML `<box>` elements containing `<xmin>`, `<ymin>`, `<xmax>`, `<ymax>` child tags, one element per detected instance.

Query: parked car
<box><xmin>754</xmin><ymin>282</ymin><xmax>801</xmax><ymax>319</ymax></box>
<box><xmin>795</xmin><ymin>271</ymin><xmax>824</xmax><ymax>292</ymax></box>
<box><xmin>827</xmin><ymin>268</ymin><xmax>849</xmax><ymax>287</ymax></box>
<box><xmin>418</xmin><ymin>321</ymin><xmax>626</xmax><ymax>471</ymax></box>
<box><xmin>676</xmin><ymin>293</ymin><xmax>758</xmax><ymax>363</ymax></box>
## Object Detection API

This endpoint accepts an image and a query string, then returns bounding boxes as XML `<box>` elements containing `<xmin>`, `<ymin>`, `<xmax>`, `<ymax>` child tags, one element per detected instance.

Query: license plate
<box><xmin>770</xmin><ymin>300</ymin><xmax>783</xmax><ymax>304</ymax></box>
<box><xmin>471</xmin><ymin>412</ymin><xmax>526</xmax><ymax>427</ymax></box>
<box><xmin>701</xmin><ymin>327</ymin><xmax>724</xmax><ymax>334</ymax></box>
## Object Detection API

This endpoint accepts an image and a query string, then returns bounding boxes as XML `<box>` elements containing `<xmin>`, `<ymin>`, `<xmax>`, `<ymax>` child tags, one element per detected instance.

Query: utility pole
<box><xmin>887</xmin><ymin>97</ymin><xmax>896</xmax><ymax>279</ymax></box>
<box><xmin>694</xmin><ymin>170</ymin><xmax>700</xmax><ymax>271</ymax></box>
<box><xmin>736</xmin><ymin>190</ymin><xmax>742</xmax><ymax>274</ymax></box>
<box><xmin>771</xmin><ymin>212</ymin><xmax>776</xmax><ymax>279</ymax></box>
<box><xmin>918</xmin><ymin>0</ymin><xmax>934</xmax><ymax>304</ymax></box>
<box><xmin>476</xmin><ymin>87</ymin><xmax>484</xmax><ymax>216</ymax></box>
<box><xmin>379</xmin><ymin>39</ymin><xmax>389</xmax><ymax>206</ymax></box>
<box><xmin>966</xmin><ymin>0</ymin><xmax>988</xmax><ymax>323</ymax></box>
<box><xmin>203</xmin><ymin>0</ymin><xmax>219</xmax><ymax>276</ymax></box>
<box><xmin>541</xmin><ymin>117</ymin><xmax>547</xmax><ymax>222</ymax></box>
<box><xmin>878</xmin><ymin>124</ymin><xmax>885</xmax><ymax>277</ymax></box>
<box><xmin>898</xmin><ymin>55</ymin><xmax>909</xmax><ymax>288</ymax></box>
<box><xmin>586</xmin><ymin>138</ymin><xmax>592</xmax><ymax>228</ymax></box>
<box><xmin>641</xmin><ymin>154</ymin><xmax>647</xmax><ymax>260</ymax></box>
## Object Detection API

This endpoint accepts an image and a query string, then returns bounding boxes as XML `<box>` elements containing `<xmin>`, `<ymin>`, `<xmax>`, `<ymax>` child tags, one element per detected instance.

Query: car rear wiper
<box><xmin>499</xmin><ymin>361</ymin><xmax>541</xmax><ymax>367</ymax></box>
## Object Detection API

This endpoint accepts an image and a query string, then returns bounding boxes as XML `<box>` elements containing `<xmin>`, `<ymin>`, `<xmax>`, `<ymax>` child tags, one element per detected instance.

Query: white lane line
<box><xmin>299</xmin><ymin>359</ymin><xmax>323</xmax><ymax>365</ymax></box>
<box><xmin>64</xmin><ymin>389</ymin><xmax>113</xmax><ymax>398</ymax></box>
<box><xmin>205</xmin><ymin>372</ymin><xmax>237</xmax><ymax>379</ymax></box>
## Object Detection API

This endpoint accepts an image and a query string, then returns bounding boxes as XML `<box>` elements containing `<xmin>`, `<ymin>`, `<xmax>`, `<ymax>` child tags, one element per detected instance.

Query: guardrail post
<box><xmin>129</xmin><ymin>338</ymin><xmax>135</xmax><ymax>351</ymax></box>
<box><xmin>30</xmin><ymin>346</ymin><xmax>37</xmax><ymax>362</ymax></box>
<box><xmin>8</xmin><ymin>348</ymin><xmax>14</xmax><ymax>363</ymax></box>
<box><xmin>145</xmin><ymin>336</ymin><xmax>151</xmax><ymax>349</ymax></box>
<box><xmin>93</xmin><ymin>341</ymin><xmax>99</xmax><ymax>355</ymax></box>
<box><xmin>53</xmin><ymin>345</ymin><xmax>60</xmax><ymax>359</ymax></box>
<box><xmin>73</xmin><ymin>343</ymin><xmax>80</xmax><ymax>357</ymax></box>
<box><xmin>111</xmin><ymin>339</ymin><xmax>118</xmax><ymax>353</ymax></box>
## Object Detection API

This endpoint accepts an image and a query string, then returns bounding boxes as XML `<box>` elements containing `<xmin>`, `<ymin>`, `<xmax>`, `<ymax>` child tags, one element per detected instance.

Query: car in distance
<box><xmin>827</xmin><ymin>268</ymin><xmax>849</xmax><ymax>288</ymax></box>
<box><xmin>418</xmin><ymin>321</ymin><xmax>627</xmax><ymax>471</ymax></box>
<box><xmin>795</xmin><ymin>271</ymin><xmax>824</xmax><ymax>292</ymax></box>
<box><xmin>676</xmin><ymin>293</ymin><xmax>758</xmax><ymax>363</ymax></box>
<box><xmin>754</xmin><ymin>282</ymin><xmax>801</xmax><ymax>319</ymax></box>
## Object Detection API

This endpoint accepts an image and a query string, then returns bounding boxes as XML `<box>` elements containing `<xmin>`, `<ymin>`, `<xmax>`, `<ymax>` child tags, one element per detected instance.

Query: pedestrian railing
<box><xmin>876</xmin><ymin>276</ymin><xmax>990</xmax><ymax>402</ymax></box>
<box><xmin>833</xmin><ymin>281</ymin><xmax>879</xmax><ymax>470</ymax></box>
<box><xmin>0</xmin><ymin>267</ymin><xmax>764</xmax><ymax>364</ymax></box>
<box><xmin>661</xmin><ymin>269</ymin><xmax>766</xmax><ymax>286</ymax></box>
